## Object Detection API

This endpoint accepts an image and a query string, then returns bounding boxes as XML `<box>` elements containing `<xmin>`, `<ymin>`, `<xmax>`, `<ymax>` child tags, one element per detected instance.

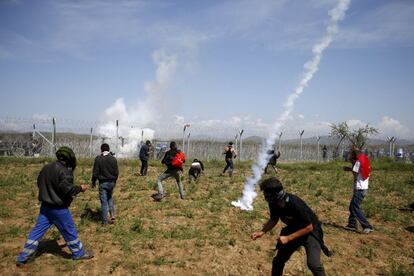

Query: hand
<box><xmin>251</xmin><ymin>231</ymin><xmax>265</xmax><ymax>240</ymax></box>
<box><xmin>80</xmin><ymin>185</ymin><xmax>88</xmax><ymax>192</ymax></box>
<box><xmin>277</xmin><ymin>235</ymin><xmax>290</xmax><ymax>245</ymax></box>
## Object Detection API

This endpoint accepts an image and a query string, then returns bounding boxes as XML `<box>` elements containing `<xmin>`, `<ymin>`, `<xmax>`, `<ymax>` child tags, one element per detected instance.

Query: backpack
<box><xmin>171</xmin><ymin>151</ymin><xmax>186</xmax><ymax>168</ymax></box>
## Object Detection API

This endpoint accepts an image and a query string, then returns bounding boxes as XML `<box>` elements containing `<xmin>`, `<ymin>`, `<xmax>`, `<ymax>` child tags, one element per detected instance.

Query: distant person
<box><xmin>343</xmin><ymin>146</ymin><xmax>373</xmax><ymax>234</ymax></box>
<box><xmin>322</xmin><ymin>145</ymin><xmax>328</xmax><ymax>161</ymax></box>
<box><xmin>152</xmin><ymin>141</ymin><xmax>185</xmax><ymax>201</ymax></box>
<box><xmin>222</xmin><ymin>142</ymin><xmax>237</xmax><ymax>177</ymax></box>
<box><xmin>16</xmin><ymin>147</ymin><xmax>93</xmax><ymax>266</ymax></box>
<box><xmin>251</xmin><ymin>177</ymin><xmax>331</xmax><ymax>276</ymax></box>
<box><xmin>188</xmin><ymin>158</ymin><xmax>204</xmax><ymax>182</ymax></box>
<box><xmin>139</xmin><ymin>140</ymin><xmax>152</xmax><ymax>176</ymax></box>
<box><xmin>265</xmin><ymin>149</ymin><xmax>281</xmax><ymax>174</ymax></box>
<box><xmin>92</xmin><ymin>143</ymin><xmax>119</xmax><ymax>226</ymax></box>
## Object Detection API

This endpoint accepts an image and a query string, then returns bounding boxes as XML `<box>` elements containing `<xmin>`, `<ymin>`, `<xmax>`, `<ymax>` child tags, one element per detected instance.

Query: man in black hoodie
<box><xmin>92</xmin><ymin>143</ymin><xmax>119</xmax><ymax>225</ymax></box>
<box><xmin>139</xmin><ymin>140</ymin><xmax>151</xmax><ymax>176</ymax></box>
<box><xmin>16</xmin><ymin>147</ymin><xmax>93</xmax><ymax>266</ymax></box>
<box><xmin>251</xmin><ymin>177</ymin><xmax>330</xmax><ymax>276</ymax></box>
<box><xmin>152</xmin><ymin>141</ymin><xmax>185</xmax><ymax>201</ymax></box>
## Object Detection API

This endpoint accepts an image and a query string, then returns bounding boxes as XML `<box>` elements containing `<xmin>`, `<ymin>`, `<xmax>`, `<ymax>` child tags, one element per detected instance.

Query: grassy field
<box><xmin>0</xmin><ymin>157</ymin><xmax>413</xmax><ymax>275</ymax></box>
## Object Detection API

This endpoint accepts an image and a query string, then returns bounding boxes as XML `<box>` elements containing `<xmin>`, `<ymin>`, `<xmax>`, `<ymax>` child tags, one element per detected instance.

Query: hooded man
<box><xmin>344</xmin><ymin>146</ymin><xmax>373</xmax><ymax>233</ymax></box>
<box><xmin>152</xmin><ymin>141</ymin><xmax>185</xmax><ymax>201</ymax></box>
<box><xmin>251</xmin><ymin>177</ymin><xmax>330</xmax><ymax>276</ymax></box>
<box><xmin>16</xmin><ymin>147</ymin><xmax>93</xmax><ymax>266</ymax></box>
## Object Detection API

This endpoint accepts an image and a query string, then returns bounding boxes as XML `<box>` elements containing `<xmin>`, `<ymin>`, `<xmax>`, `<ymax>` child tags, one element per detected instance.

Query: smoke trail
<box><xmin>97</xmin><ymin>49</ymin><xmax>177</xmax><ymax>157</ymax></box>
<box><xmin>232</xmin><ymin>0</ymin><xmax>351</xmax><ymax>211</ymax></box>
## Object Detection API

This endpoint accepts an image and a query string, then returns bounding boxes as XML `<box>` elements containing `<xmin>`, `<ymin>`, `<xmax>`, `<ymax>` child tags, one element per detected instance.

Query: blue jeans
<box><xmin>157</xmin><ymin>171</ymin><xmax>184</xmax><ymax>199</ymax></box>
<box><xmin>99</xmin><ymin>182</ymin><xmax>115</xmax><ymax>224</ymax></box>
<box><xmin>348</xmin><ymin>189</ymin><xmax>372</xmax><ymax>229</ymax></box>
<box><xmin>17</xmin><ymin>205</ymin><xmax>85</xmax><ymax>262</ymax></box>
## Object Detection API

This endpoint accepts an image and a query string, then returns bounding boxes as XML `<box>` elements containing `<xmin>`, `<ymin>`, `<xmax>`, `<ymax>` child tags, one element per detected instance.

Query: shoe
<box><xmin>73</xmin><ymin>250</ymin><xmax>94</xmax><ymax>260</ymax></box>
<box><xmin>151</xmin><ymin>193</ymin><xmax>164</xmax><ymax>201</ymax></box>
<box><xmin>345</xmin><ymin>225</ymin><xmax>357</xmax><ymax>231</ymax></box>
<box><xmin>363</xmin><ymin>228</ymin><xmax>374</xmax><ymax>234</ymax></box>
<box><xmin>109</xmin><ymin>217</ymin><xmax>116</xmax><ymax>224</ymax></box>
<box><xmin>16</xmin><ymin>253</ymin><xmax>36</xmax><ymax>267</ymax></box>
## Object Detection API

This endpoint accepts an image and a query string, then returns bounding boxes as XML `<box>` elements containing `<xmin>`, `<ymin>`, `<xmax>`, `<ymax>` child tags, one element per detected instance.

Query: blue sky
<box><xmin>1</xmin><ymin>0</ymin><xmax>413</xmax><ymax>139</ymax></box>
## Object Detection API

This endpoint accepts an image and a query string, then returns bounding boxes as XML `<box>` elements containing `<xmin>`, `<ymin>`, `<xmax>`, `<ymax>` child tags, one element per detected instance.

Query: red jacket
<box><xmin>356</xmin><ymin>153</ymin><xmax>371</xmax><ymax>180</ymax></box>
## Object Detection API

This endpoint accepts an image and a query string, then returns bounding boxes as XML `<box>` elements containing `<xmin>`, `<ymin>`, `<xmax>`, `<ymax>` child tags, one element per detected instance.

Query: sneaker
<box><xmin>345</xmin><ymin>225</ymin><xmax>357</xmax><ymax>231</ymax></box>
<box><xmin>362</xmin><ymin>228</ymin><xmax>374</xmax><ymax>234</ymax></box>
<box><xmin>151</xmin><ymin>193</ymin><xmax>164</xmax><ymax>201</ymax></box>
<box><xmin>16</xmin><ymin>253</ymin><xmax>36</xmax><ymax>267</ymax></box>
<box><xmin>73</xmin><ymin>250</ymin><xmax>94</xmax><ymax>261</ymax></box>
<box><xmin>109</xmin><ymin>217</ymin><xmax>116</xmax><ymax>224</ymax></box>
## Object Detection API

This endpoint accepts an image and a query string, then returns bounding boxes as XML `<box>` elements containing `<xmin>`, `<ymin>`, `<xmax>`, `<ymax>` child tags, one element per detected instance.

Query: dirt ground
<box><xmin>0</xmin><ymin>159</ymin><xmax>413</xmax><ymax>275</ymax></box>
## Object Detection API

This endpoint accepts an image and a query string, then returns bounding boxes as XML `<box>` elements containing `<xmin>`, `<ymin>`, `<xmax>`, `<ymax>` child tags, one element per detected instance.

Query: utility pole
<box><xmin>116</xmin><ymin>120</ymin><xmax>119</xmax><ymax>154</ymax></box>
<box><xmin>51</xmin><ymin>117</ymin><xmax>56</xmax><ymax>156</ymax></box>
<box><xmin>234</xmin><ymin>133</ymin><xmax>239</xmax><ymax>154</ymax></box>
<box><xmin>239</xmin><ymin>129</ymin><xmax>244</xmax><ymax>161</ymax></box>
<box><xmin>89</xmin><ymin>127</ymin><xmax>93</xmax><ymax>157</ymax></box>
<box><xmin>187</xmin><ymin>132</ymin><xmax>191</xmax><ymax>158</ymax></box>
<box><xmin>316</xmin><ymin>136</ymin><xmax>321</xmax><ymax>163</ymax></box>
<box><xmin>387</xmin><ymin>136</ymin><xmax>395</xmax><ymax>158</ymax></box>
<box><xmin>277</xmin><ymin>132</ymin><xmax>283</xmax><ymax>152</ymax></box>
<box><xmin>299</xmin><ymin>130</ymin><xmax>305</xmax><ymax>161</ymax></box>
<box><xmin>182</xmin><ymin>124</ymin><xmax>190</xmax><ymax>152</ymax></box>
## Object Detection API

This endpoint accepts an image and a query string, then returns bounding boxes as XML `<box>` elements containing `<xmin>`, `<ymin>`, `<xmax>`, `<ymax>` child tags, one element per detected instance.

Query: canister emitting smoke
<box><xmin>232</xmin><ymin>0</ymin><xmax>351</xmax><ymax>211</ymax></box>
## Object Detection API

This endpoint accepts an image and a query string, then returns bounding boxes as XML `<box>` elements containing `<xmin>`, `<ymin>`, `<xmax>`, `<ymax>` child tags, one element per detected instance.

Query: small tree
<box><xmin>330</xmin><ymin>122</ymin><xmax>379</xmax><ymax>153</ymax></box>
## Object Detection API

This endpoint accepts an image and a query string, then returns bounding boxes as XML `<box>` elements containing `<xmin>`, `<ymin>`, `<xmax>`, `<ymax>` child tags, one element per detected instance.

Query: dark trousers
<box><xmin>348</xmin><ymin>189</ymin><xmax>372</xmax><ymax>229</ymax></box>
<box><xmin>189</xmin><ymin>167</ymin><xmax>201</xmax><ymax>181</ymax></box>
<box><xmin>272</xmin><ymin>234</ymin><xmax>325</xmax><ymax>276</ymax></box>
<box><xmin>223</xmin><ymin>159</ymin><xmax>234</xmax><ymax>175</ymax></box>
<box><xmin>140</xmin><ymin>159</ymin><xmax>148</xmax><ymax>176</ymax></box>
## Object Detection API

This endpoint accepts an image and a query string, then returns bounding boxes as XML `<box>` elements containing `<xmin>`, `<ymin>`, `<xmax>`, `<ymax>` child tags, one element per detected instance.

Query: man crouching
<box><xmin>251</xmin><ymin>177</ymin><xmax>330</xmax><ymax>276</ymax></box>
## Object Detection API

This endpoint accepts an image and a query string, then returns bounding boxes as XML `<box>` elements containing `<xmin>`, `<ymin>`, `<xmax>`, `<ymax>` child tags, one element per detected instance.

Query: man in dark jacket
<box><xmin>264</xmin><ymin>150</ymin><xmax>281</xmax><ymax>174</ymax></box>
<box><xmin>251</xmin><ymin>177</ymin><xmax>330</xmax><ymax>276</ymax></box>
<box><xmin>139</xmin><ymin>140</ymin><xmax>152</xmax><ymax>176</ymax></box>
<box><xmin>152</xmin><ymin>141</ymin><xmax>185</xmax><ymax>201</ymax></box>
<box><xmin>222</xmin><ymin>141</ymin><xmax>237</xmax><ymax>177</ymax></box>
<box><xmin>188</xmin><ymin>158</ymin><xmax>204</xmax><ymax>182</ymax></box>
<box><xmin>92</xmin><ymin>143</ymin><xmax>119</xmax><ymax>225</ymax></box>
<box><xmin>16</xmin><ymin>147</ymin><xmax>93</xmax><ymax>266</ymax></box>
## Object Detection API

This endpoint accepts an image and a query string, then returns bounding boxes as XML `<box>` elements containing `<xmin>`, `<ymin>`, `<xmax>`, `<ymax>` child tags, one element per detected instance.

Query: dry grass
<box><xmin>0</xmin><ymin>158</ymin><xmax>413</xmax><ymax>275</ymax></box>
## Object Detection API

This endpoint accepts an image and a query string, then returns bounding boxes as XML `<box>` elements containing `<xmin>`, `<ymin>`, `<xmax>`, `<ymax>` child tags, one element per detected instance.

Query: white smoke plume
<box><xmin>97</xmin><ymin>49</ymin><xmax>177</xmax><ymax>157</ymax></box>
<box><xmin>232</xmin><ymin>0</ymin><xmax>351</xmax><ymax>211</ymax></box>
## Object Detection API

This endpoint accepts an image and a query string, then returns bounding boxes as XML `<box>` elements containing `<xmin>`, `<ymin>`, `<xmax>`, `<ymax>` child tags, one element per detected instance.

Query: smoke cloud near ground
<box><xmin>97</xmin><ymin>49</ymin><xmax>177</xmax><ymax>157</ymax></box>
<box><xmin>232</xmin><ymin>0</ymin><xmax>351</xmax><ymax>211</ymax></box>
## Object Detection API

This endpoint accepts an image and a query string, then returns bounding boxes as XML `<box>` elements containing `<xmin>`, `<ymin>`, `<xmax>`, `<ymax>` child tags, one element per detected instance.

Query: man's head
<box><xmin>193</xmin><ymin>158</ymin><xmax>199</xmax><ymax>162</ymax></box>
<box><xmin>349</xmin><ymin>146</ymin><xmax>361</xmax><ymax>162</ymax></box>
<box><xmin>145</xmin><ymin>140</ymin><xmax>151</xmax><ymax>146</ymax></box>
<box><xmin>56</xmin><ymin>146</ymin><xmax>77</xmax><ymax>170</ymax></box>
<box><xmin>101</xmin><ymin>143</ymin><xmax>110</xmax><ymax>152</ymax></box>
<box><xmin>260</xmin><ymin>177</ymin><xmax>287</xmax><ymax>207</ymax></box>
<box><xmin>170</xmin><ymin>141</ymin><xmax>177</xmax><ymax>150</ymax></box>
<box><xmin>228</xmin><ymin>141</ymin><xmax>233</xmax><ymax>147</ymax></box>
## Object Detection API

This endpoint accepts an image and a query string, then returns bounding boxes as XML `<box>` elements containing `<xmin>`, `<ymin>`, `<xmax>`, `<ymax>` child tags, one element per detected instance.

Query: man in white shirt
<box><xmin>344</xmin><ymin>146</ymin><xmax>373</xmax><ymax>234</ymax></box>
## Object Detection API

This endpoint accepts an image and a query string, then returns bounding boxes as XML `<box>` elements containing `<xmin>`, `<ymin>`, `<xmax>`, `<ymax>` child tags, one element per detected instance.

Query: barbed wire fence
<box><xmin>0</xmin><ymin>116</ymin><xmax>412</xmax><ymax>162</ymax></box>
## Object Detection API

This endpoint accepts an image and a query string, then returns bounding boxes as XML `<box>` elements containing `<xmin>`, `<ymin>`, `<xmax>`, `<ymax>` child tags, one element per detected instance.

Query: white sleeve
<box><xmin>352</xmin><ymin>160</ymin><xmax>360</xmax><ymax>173</ymax></box>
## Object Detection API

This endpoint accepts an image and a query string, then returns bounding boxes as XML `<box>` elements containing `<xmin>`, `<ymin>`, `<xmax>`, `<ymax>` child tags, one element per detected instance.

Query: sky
<box><xmin>1</xmin><ymin>0</ymin><xmax>413</xmax><ymax>140</ymax></box>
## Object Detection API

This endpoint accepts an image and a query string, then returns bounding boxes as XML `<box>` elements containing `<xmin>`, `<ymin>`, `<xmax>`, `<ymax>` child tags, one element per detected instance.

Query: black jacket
<box><xmin>92</xmin><ymin>154</ymin><xmax>119</xmax><ymax>185</ymax></box>
<box><xmin>37</xmin><ymin>161</ymin><xmax>82</xmax><ymax>208</ymax></box>
<box><xmin>139</xmin><ymin>144</ymin><xmax>150</xmax><ymax>161</ymax></box>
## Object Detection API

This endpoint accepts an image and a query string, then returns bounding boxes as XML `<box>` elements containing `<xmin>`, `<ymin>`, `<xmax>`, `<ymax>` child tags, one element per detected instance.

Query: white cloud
<box><xmin>377</xmin><ymin>116</ymin><xmax>411</xmax><ymax>138</ymax></box>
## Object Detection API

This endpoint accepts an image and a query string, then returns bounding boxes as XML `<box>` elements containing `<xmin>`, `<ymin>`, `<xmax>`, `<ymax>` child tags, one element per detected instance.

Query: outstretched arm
<box><xmin>251</xmin><ymin>219</ymin><xmax>278</xmax><ymax>240</ymax></box>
